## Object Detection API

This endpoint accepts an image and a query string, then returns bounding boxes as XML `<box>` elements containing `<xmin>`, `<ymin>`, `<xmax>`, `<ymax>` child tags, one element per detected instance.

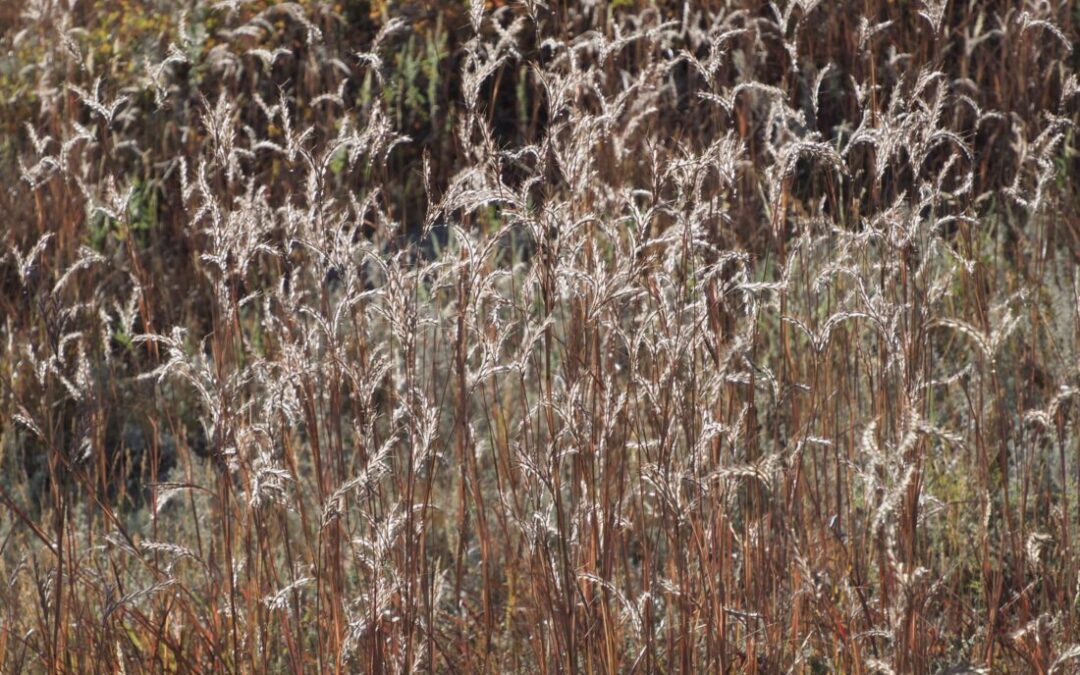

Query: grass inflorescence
<box><xmin>1</xmin><ymin>0</ymin><xmax>1079</xmax><ymax>672</ymax></box>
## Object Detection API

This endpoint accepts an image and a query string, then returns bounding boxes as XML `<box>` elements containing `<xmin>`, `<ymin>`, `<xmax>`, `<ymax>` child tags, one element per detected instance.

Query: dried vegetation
<box><xmin>1</xmin><ymin>0</ymin><xmax>1079</xmax><ymax>672</ymax></box>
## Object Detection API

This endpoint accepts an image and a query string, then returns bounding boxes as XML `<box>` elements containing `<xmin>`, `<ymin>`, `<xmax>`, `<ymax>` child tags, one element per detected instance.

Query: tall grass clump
<box><xmin>1</xmin><ymin>0</ymin><xmax>1079</xmax><ymax>672</ymax></box>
